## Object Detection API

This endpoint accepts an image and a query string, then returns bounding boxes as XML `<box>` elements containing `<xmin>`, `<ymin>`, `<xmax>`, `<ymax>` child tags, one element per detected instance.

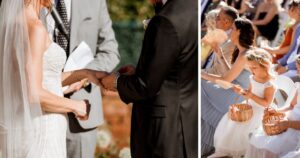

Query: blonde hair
<box><xmin>246</xmin><ymin>48</ymin><xmax>274</xmax><ymax>78</ymax></box>
<box><xmin>25</xmin><ymin>0</ymin><xmax>52</xmax><ymax>11</ymax></box>
<box><xmin>205</xmin><ymin>9</ymin><xmax>220</xmax><ymax>30</ymax></box>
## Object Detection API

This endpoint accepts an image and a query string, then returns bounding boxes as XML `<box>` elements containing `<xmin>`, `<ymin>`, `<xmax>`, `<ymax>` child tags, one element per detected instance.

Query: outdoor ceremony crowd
<box><xmin>201</xmin><ymin>0</ymin><xmax>300</xmax><ymax>157</ymax></box>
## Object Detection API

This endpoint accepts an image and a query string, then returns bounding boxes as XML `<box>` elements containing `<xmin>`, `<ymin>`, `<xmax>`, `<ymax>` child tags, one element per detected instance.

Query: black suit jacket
<box><xmin>117</xmin><ymin>0</ymin><xmax>198</xmax><ymax>157</ymax></box>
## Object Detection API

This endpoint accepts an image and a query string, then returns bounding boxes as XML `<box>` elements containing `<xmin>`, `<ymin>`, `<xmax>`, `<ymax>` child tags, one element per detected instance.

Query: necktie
<box><xmin>56</xmin><ymin>0</ymin><xmax>70</xmax><ymax>56</ymax></box>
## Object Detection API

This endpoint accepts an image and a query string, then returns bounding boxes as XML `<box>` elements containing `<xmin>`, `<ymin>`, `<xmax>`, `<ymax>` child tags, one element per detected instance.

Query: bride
<box><xmin>0</xmin><ymin>0</ymin><xmax>107</xmax><ymax>157</ymax></box>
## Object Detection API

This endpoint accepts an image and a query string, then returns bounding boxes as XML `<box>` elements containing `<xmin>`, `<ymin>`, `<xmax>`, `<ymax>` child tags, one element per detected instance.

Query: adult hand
<box><xmin>275</xmin><ymin>64</ymin><xmax>287</xmax><ymax>75</ymax></box>
<box><xmin>273</xmin><ymin>119</ymin><xmax>289</xmax><ymax>132</ymax></box>
<box><xmin>85</xmin><ymin>70</ymin><xmax>109</xmax><ymax>86</ymax></box>
<box><xmin>73</xmin><ymin>100</ymin><xmax>90</xmax><ymax>121</ymax></box>
<box><xmin>118</xmin><ymin>64</ymin><xmax>136</xmax><ymax>75</ymax></box>
<box><xmin>63</xmin><ymin>79</ymin><xmax>89</xmax><ymax>94</ymax></box>
<box><xmin>101</xmin><ymin>73</ymin><xmax>118</xmax><ymax>91</ymax></box>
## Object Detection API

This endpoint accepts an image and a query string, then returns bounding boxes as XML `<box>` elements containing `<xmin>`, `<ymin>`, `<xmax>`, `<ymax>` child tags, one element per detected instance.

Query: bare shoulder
<box><xmin>27</xmin><ymin>20</ymin><xmax>51</xmax><ymax>55</ymax></box>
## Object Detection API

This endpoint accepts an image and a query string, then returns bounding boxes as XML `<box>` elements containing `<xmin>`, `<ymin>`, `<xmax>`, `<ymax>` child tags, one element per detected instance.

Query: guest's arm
<box><xmin>276</xmin><ymin>91</ymin><xmax>298</xmax><ymax>113</ymax></box>
<box><xmin>201</xmin><ymin>51</ymin><xmax>247</xmax><ymax>83</ymax></box>
<box><xmin>264</xmin><ymin>46</ymin><xmax>290</xmax><ymax>56</ymax></box>
<box><xmin>213</xmin><ymin>44</ymin><xmax>232</xmax><ymax>70</ymax></box>
<box><xmin>252</xmin><ymin>6</ymin><xmax>277</xmax><ymax>26</ymax></box>
<box><xmin>252</xmin><ymin>3</ymin><xmax>263</xmax><ymax>20</ymax></box>
<box><xmin>275</xmin><ymin>119</ymin><xmax>300</xmax><ymax>131</ymax></box>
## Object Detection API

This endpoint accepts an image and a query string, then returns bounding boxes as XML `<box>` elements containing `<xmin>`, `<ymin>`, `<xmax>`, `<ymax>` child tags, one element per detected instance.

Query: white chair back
<box><xmin>273</xmin><ymin>75</ymin><xmax>297</xmax><ymax>108</ymax></box>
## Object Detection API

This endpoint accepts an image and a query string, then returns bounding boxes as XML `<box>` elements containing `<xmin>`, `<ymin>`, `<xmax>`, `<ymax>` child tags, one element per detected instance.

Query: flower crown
<box><xmin>246</xmin><ymin>49</ymin><xmax>272</xmax><ymax>67</ymax></box>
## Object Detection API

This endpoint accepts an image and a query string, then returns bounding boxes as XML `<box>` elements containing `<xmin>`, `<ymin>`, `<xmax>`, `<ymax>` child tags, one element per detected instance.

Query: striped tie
<box><xmin>56</xmin><ymin>0</ymin><xmax>70</xmax><ymax>56</ymax></box>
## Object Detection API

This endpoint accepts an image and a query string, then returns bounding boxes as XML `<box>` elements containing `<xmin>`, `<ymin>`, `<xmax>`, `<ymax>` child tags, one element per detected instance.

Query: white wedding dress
<box><xmin>31</xmin><ymin>42</ymin><xmax>67</xmax><ymax>158</ymax></box>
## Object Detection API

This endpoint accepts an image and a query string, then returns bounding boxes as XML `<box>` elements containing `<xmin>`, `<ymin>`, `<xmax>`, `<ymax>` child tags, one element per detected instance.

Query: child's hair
<box><xmin>246</xmin><ymin>48</ymin><xmax>274</xmax><ymax>78</ymax></box>
<box><xmin>205</xmin><ymin>9</ymin><xmax>220</xmax><ymax>30</ymax></box>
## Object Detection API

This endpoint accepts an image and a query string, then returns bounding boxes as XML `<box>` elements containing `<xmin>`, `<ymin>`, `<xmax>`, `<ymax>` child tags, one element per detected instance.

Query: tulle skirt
<box><xmin>214</xmin><ymin>104</ymin><xmax>264</xmax><ymax>157</ymax></box>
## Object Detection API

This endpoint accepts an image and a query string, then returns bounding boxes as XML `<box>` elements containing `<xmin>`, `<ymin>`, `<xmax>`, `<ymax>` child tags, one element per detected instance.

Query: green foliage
<box><xmin>107</xmin><ymin>0</ymin><xmax>155</xmax><ymax>68</ymax></box>
<box><xmin>107</xmin><ymin>0</ymin><xmax>155</xmax><ymax>22</ymax></box>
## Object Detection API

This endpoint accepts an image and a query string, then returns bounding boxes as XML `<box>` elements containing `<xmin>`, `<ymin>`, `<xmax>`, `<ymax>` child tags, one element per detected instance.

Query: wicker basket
<box><xmin>228</xmin><ymin>103</ymin><xmax>253</xmax><ymax>122</ymax></box>
<box><xmin>263</xmin><ymin>112</ymin><xmax>286</xmax><ymax>136</ymax></box>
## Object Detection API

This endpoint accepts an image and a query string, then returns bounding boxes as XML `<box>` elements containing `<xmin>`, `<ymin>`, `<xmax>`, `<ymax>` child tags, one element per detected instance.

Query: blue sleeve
<box><xmin>278</xmin><ymin>54</ymin><xmax>288</xmax><ymax>66</ymax></box>
<box><xmin>287</xmin><ymin>61</ymin><xmax>297</xmax><ymax>70</ymax></box>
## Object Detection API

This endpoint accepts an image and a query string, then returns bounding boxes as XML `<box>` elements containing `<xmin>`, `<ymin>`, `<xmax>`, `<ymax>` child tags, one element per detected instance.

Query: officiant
<box><xmin>41</xmin><ymin>0</ymin><xmax>119</xmax><ymax>157</ymax></box>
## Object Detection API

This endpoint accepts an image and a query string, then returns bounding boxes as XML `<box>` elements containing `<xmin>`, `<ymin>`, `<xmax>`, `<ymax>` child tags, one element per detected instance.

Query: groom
<box><xmin>102</xmin><ymin>0</ymin><xmax>198</xmax><ymax>157</ymax></box>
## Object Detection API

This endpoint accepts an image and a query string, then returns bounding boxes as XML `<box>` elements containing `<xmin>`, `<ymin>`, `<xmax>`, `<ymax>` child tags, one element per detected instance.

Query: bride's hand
<box><xmin>73</xmin><ymin>100</ymin><xmax>91</xmax><ymax>120</ymax></box>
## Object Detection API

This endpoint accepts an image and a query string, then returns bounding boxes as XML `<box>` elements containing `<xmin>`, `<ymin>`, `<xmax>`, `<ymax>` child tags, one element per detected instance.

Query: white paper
<box><xmin>64</xmin><ymin>41</ymin><xmax>94</xmax><ymax>72</ymax></box>
<box><xmin>63</xmin><ymin>41</ymin><xmax>94</xmax><ymax>91</ymax></box>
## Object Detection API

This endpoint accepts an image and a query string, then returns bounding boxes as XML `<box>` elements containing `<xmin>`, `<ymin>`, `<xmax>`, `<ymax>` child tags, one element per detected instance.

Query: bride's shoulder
<box><xmin>27</xmin><ymin>20</ymin><xmax>47</xmax><ymax>39</ymax></box>
<box><xmin>27</xmin><ymin>20</ymin><xmax>50</xmax><ymax>54</ymax></box>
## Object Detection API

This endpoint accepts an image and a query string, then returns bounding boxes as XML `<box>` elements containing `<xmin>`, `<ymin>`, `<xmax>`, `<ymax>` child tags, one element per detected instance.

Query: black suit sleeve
<box><xmin>117</xmin><ymin>16</ymin><xmax>180</xmax><ymax>104</ymax></box>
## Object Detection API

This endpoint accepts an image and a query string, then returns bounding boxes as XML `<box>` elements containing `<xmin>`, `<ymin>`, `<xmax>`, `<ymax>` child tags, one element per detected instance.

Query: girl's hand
<box><xmin>264</xmin><ymin>107</ymin><xmax>277</xmax><ymax>115</ymax></box>
<box><xmin>241</xmin><ymin>90</ymin><xmax>253</xmax><ymax>99</ymax></box>
<box><xmin>232</xmin><ymin>84</ymin><xmax>244</xmax><ymax>95</ymax></box>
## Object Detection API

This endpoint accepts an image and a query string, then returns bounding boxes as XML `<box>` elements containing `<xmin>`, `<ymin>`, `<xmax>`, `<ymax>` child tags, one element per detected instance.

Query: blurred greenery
<box><xmin>107</xmin><ymin>0</ymin><xmax>155</xmax><ymax>68</ymax></box>
<box><xmin>108</xmin><ymin>0</ymin><xmax>154</xmax><ymax>22</ymax></box>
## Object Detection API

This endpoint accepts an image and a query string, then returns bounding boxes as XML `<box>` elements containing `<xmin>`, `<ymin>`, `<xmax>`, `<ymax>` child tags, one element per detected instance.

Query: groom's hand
<box><xmin>101</xmin><ymin>73</ymin><xmax>118</xmax><ymax>91</ymax></box>
<box><xmin>118</xmin><ymin>64</ymin><xmax>136</xmax><ymax>75</ymax></box>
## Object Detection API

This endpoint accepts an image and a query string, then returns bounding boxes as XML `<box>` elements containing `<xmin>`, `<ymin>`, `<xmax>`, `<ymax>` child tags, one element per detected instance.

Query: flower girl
<box><xmin>208</xmin><ymin>48</ymin><xmax>276</xmax><ymax>158</ymax></box>
<box><xmin>245</xmin><ymin>54</ymin><xmax>300</xmax><ymax>158</ymax></box>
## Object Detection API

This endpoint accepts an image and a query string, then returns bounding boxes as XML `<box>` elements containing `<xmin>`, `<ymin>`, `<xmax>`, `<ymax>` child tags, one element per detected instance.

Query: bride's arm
<box><xmin>28</xmin><ymin>23</ymin><xmax>86</xmax><ymax>117</ymax></box>
<box><xmin>61</xmin><ymin>69</ymin><xmax>108</xmax><ymax>87</ymax></box>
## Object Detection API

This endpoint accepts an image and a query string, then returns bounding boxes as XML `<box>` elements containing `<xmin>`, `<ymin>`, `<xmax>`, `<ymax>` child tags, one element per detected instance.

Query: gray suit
<box><xmin>67</xmin><ymin>1</ymin><xmax>119</xmax><ymax>158</ymax></box>
<box><xmin>44</xmin><ymin>0</ymin><xmax>119</xmax><ymax>157</ymax></box>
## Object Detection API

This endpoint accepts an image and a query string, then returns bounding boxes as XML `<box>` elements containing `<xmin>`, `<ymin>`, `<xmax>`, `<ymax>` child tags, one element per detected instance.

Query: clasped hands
<box><xmin>70</xmin><ymin>65</ymin><xmax>135</xmax><ymax>120</ymax></box>
<box><xmin>86</xmin><ymin>64</ymin><xmax>136</xmax><ymax>92</ymax></box>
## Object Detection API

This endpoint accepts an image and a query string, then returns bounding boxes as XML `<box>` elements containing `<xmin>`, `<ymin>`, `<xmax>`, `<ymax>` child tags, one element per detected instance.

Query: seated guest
<box><xmin>201</xmin><ymin>18</ymin><xmax>255</xmax><ymax>156</ymax></box>
<box><xmin>201</xmin><ymin>9</ymin><xmax>220</xmax><ymax>67</ymax></box>
<box><xmin>274</xmin><ymin>21</ymin><xmax>300</xmax><ymax>79</ymax></box>
<box><xmin>262</xmin><ymin>0</ymin><xmax>300</xmax><ymax>63</ymax></box>
<box><xmin>252</xmin><ymin>0</ymin><xmax>280</xmax><ymax>41</ymax></box>
<box><xmin>203</xmin><ymin>6</ymin><xmax>238</xmax><ymax>76</ymax></box>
